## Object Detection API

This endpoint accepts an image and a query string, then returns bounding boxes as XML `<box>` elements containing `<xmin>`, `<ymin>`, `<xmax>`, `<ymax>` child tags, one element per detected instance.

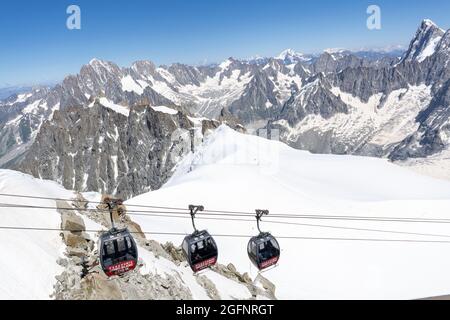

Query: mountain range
<box><xmin>0</xmin><ymin>86</ymin><xmax>35</xmax><ymax>100</ymax></box>
<box><xmin>0</xmin><ymin>19</ymin><xmax>449</xmax><ymax>198</ymax></box>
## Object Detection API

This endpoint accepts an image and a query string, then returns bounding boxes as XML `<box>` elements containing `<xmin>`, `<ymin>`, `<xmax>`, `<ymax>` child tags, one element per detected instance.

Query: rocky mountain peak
<box><xmin>402</xmin><ymin>19</ymin><xmax>446</xmax><ymax>63</ymax></box>
<box><xmin>276</xmin><ymin>48</ymin><xmax>297</xmax><ymax>58</ymax></box>
<box><xmin>87</xmin><ymin>58</ymin><xmax>120</xmax><ymax>74</ymax></box>
<box><xmin>88</xmin><ymin>57</ymin><xmax>103</xmax><ymax>65</ymax></box>
<box><xmin>130</xmin><ymin>60</ymin><xmax>158</xmax><ymax>78</ymax></box>
<box><xmin>218</xmin><ymin>57</ymin><xmax>239</xmax><ymax>70</ymax></box>
<box><xmin>421</xmin><ymin>19</ymin><xmax>443</xmax><ymax>31</ymax></box>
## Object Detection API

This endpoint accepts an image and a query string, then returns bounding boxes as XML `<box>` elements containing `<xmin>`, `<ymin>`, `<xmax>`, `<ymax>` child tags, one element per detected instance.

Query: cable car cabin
<box><xmin>247</xmin><ymin>233</ymin><xmax>280</xmax><ymax>271</ymax></box>
<box><xmin>182</xmin><ymin>230</ymin><xmax>218</xmax><ymax>272</ymax></box>
<box><xmin>99</xmin><ymin>228</ymin><xmax>138</xmax><ymax>277</ymax></box>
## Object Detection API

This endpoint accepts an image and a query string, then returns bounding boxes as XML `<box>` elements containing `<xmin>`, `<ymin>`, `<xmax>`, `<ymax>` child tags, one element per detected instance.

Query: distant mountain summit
<box><xmin>275</xmin><ymin>49</ymin><xmax>315</xmax><ymax>64</ymax></box>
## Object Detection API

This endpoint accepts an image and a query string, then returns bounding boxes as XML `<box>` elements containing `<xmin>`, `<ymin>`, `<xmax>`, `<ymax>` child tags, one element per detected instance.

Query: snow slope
<box><xmin>98</xmin><ymin>98</ymin><xmax>130</xmax><ymax>117</ymax></box>
<box><xmin>0</xmin><ymin>169</ymin><xmax>256</xmax><ymax>300</ymax></box>
<box><xmin>399</xmin><ymin>149</ymin><xmax>450</xmax><ymax>181</ymax></box>
<box><xmin>128</xmin><ymin>125</ymin><xmax>450</xmax><ymax>300</ymax></box>
<box><xmin>121</xmin><ymin>75</ymin><xmax>145</xmax><ymax>95</ymax></box>
<box><xmin>0</xmin><ymin>170</ymin><xmax>75</xmax><ymax>299</ymax></box>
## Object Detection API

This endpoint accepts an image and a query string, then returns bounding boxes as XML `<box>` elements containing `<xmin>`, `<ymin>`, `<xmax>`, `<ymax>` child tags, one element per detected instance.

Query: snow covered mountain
<box><xmin>402</xmin><ymin>19</ymin><xmax>446</xmax><ymax>63</ymax></box>
<box><xmin>274</xmin><ymin>19</ymin><xmax>450</xmax><ymax>161</ymax></box>
<box><xmin>0</xmin><ymin>40</ymin><xmax>408</xmax><ymax>166</ymax></box>
<box><xmin>275</xmin><ymin>49</ymin><xmax>315</xmax><ymax>64</ymax></box>
<box><xmin>1</xmin><ymin>19</ymin><xmax>450</xmax><ymax>199</ymax></box>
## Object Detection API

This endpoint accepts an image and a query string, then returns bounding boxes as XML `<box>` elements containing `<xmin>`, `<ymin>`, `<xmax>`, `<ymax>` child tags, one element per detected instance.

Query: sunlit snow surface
<box><xmin>151</xmin><ymin>105</ymin><xmax>179</xmax><ymax>115</ymax></box>
<box><xmin>0</xmin><ymin>170</ymin><xmax>75</xmax><ymax>299</ymax></box>
<box><xmin>128</xmin><ymin>125</ymin><xmax>450</xmax><ymax>299</ymax></box>
<box><xmin>98</xmin><ymin>97</ymin><xmax>130</xmax><ymax>117</ymax></box>
<box><xmin>0</xmin><ymin>169</ymin><xmax>254</xmax><ymax>300</ymax></box>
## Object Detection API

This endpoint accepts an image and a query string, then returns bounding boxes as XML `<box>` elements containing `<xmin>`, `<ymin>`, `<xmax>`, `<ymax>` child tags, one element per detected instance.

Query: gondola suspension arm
<box><xmin>256</xmin><ymin>209</ymin><xmax>269</xmax><ymax>234</ymax></box>
<box><xmin>189</xmin><ymin>205</ymin><xmax>204</xmax><ymax>232</ymax></box>
<box><xmin>105</xmin><ymin>198</ymin><xmax>123</xmax><ymax>230</ymax></box>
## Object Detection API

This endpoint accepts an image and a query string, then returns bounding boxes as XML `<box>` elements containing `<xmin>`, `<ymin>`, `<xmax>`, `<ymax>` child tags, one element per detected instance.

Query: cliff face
<box><xmin>14</xmin><ymin>100</ymin><xmax>244</xmax><ymax>199</ymax></box>
<box><xmin>15</xmin><ymin>103</ymin><xmax>194</xmax><ymax>199</ymax></box>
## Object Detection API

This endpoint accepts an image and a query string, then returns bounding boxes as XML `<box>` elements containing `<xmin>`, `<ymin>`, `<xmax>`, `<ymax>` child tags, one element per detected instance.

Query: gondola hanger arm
<box><xmin>189</xmin><ymin>205</ymin><xmax>204</xmax><ymax>232</ymax></box>
<box><xmin>255</xmin><ymin>209</ymin><xmax>269</xmax><ymax>233</ymax></box>
<box><xmin>104</xmin><ymin>197</ymin><xmax>124</xmax><ymax>229</ymax></box>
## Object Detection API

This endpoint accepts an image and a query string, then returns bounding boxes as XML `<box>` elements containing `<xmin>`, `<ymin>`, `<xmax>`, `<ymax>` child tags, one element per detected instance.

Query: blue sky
<box><xmin>1</xmin><ymin>0</ymin><xmax>450</xmax><ymax>86</ymax></box>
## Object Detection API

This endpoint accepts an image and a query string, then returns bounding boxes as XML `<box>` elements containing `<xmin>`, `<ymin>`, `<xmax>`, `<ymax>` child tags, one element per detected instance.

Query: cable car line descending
<box><xmin>3</xmin><ymin>192</ymin><xmax>450</xmax><ymax>224</ymax></box>
<box><xmin>263</xmin><ymin>219</ymin><xmax>450</xmax><ymax>239</ymax></box>
<box><xmin>3</xmin><ymin>202</ymin><xmax>450</xmax><ymax>239</ymax></box>
<box><xmin>2</xmin><ymin>225</ymin><xmax>450</xmax><ymax>244</ymax></box>
<box><xmin>0</xmin><ymin>192</ymin><xmax>188</xmax><ymax>211</ymax></box>
<box><xmin>3</xmin><ymin>192</ymin><xmax>450</xmax><ymax>275</ymax></box>
<box><xmin>3</xmin><ymin>200</ymin><xmax>450</xmax><ymax>225</ymax></box>
<box><xmin>0</xmin><ymin>193</ymin><xmax>450</xmax><ymax>277</ymax></box>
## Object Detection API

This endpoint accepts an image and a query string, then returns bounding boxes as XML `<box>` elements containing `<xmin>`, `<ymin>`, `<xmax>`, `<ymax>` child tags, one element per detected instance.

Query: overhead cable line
<box><xmin>3</xmin><ymin>202</ymin><xmax>450</xmax><ymax>239</ymax></box>
<box><xmin>4</xmin><ymin>192</ymin><xmax>450</xmax><ymax>223</ymax></box>
<box><xmin>1</xmin><ymin>225</ymin><xmax>450</xmax><ymax>244</ymax></box>
<box><xmin>3</xmin><ymin>201</ymin><xmax>450</xmax><ymax>226</ymax></box>
<box><xmin>0</xmin><ymin>193</ymin><xmax>188</xmax><ymax>212</ymax></box>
